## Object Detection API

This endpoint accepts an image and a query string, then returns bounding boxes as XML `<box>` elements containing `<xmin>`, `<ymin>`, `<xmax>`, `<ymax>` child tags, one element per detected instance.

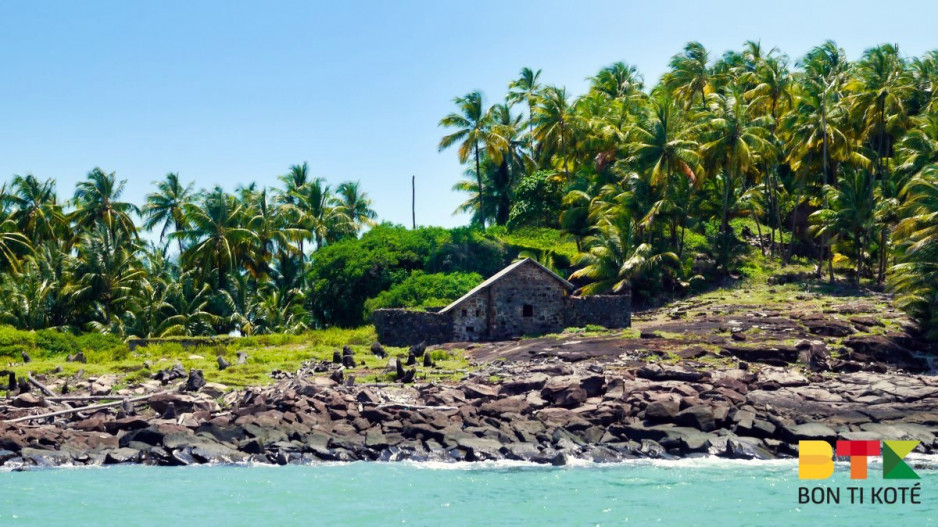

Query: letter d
<box><xmin>799</xmin><ymin>441</ymin><xmax>834</xmax><ymax>479</ymax></box>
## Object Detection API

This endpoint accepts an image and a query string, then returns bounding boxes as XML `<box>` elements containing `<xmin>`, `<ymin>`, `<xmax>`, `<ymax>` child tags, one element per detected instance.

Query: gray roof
<box><xmin>439</xmin><ymin>258</ymin><xmax>574</xmax><ymax>314</ymax></box>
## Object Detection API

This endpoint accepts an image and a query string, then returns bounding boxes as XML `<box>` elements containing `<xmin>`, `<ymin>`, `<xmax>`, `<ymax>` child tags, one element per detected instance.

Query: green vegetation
<box><xmin>363</xmin><ymin>271</ymin><xmax>482</xmax><ymax>314</ymax></box>
<box><xmin>0</xmin><ymin>325</ymin><xmax>470</xmax><ymax>389</ymax></box>
<box><xmin>0</xmin><ymin>40</ymin><xmax>936</xmax><ymax>342</ymax></box>
<box><xmin>437</xmin><ymin>41</ymin><xmax>938</xmax><ymax>336</ymax></box>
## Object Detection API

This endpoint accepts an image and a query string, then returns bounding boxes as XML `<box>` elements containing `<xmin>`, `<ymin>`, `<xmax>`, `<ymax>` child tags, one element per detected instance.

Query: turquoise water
<box><xmin>1</xmin><ymin>459</ymin><xmax>935</xmax><ymax>526</ymax></box>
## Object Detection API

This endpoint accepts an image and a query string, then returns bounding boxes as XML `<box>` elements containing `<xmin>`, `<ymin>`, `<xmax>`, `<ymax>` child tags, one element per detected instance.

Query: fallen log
<box><xmin>46</xmin><ymin>395</ymin><xmax>127</xmax><ymax>402</ymax></box>
<box><xmin>3</xmin><ymin>393</ymin><xmax>159</xmax><ymax>424</ymax></box>
<box><xmin>27</xmin><ymin>374</ymin><xmax>57</xmax><ymax>397</ymax></box>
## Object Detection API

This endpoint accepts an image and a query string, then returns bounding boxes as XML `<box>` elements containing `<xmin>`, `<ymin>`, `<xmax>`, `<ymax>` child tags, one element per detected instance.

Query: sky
<box><xmin>1</xmin><ymin>0</ymin><xmax>937</xmax><ymax>231</ymax></box>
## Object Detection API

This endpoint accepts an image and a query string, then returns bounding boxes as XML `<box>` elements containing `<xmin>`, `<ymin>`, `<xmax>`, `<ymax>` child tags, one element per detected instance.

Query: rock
<box><xmin>843</xmin><ymin>335</ymin><xmax>925</xmax><ymax>370</ymax></box>
<box><xmin>104</xmin><ymin>447</ymin><xmax>140</xmax><ymax>464</ymax></box>
<box><xmin>399</xmin><ymin>368</ymin><xmax>416</xmax><ymax>384</ymax></box>
<box><xmin>332</xmin><ymin>350</ymin><xmax>342</xmax><ymax>364</ymax></box>
<box><xmin>731</xmin><ymin>332</ymin><xmax>747</xmax><ymax>342</ymax></box>
<box><xmin>217</xmin><ymin>356</ymin><xmax>230</xmax><ymax>370</ymax></box>
<box><xmin>21</xmin><ymin>351</ymin><xmax>31</xmax><ymax>363</ymax></box>
<box><xmin>395</xmin><ymin>358</ymin><xmax>406</xmax><ymax>379</ymax></box>
<box><xmin>90</xmin><ymin>382</ymin><xmax>112</xmax><ymax>396</ymax></box>
<box><xmin>409</xmin><ymin>342</ymin><xmax>427</xmax><ymax>357</ymax></box>
<box><xmin>498</xmin><ymin>374</ymin><xmax>549</xmax><ymax>396</ymax></box>
<box><xmin>154</xmin><ymin>362</ymin><xmax>187</xmax><ymax>384</ymax></box>
<box><xmin>342</xmin><ymin>355</ymin><xmax>356</xmax><ymax>368</ymax></box>
<box><xmin>237</xmin><ymin>352</ymin><xmax>248</xmax><ymax>365</ymax></box>
<box><xmin>463</xmin><ymin>383</ymin><xmax>498</xmax><ymax>399</ymax></box>
<box><xmin>644</xmin><ymin>400</ymin><xmax>680</xmax><ymax>422</ymax></box>
<box><xmin>201</xmin><ymin>383</ymin><xmax>228</xmax><ymax>398</ymax></box>
<box><xmin>67</xmin><ymin>352</ymin><xmax>87</xmax><ymax>364</ymax></box>
<box><xmin>479</xmin><ymin>396</ymin><xmax>530</xmax><ymax>416</ymax></box>
<box><xmin>405</xmin><ymin>351</ymin><xmax>416</xmax><ymax>366</ymax></box>
<box><xmin>721</xmin><ymin>345</ymin><xmax>798</xmax><ymax>366</ymax></box>
<box><xmin>149</xmin><ymin>392</ymin><xmax>218</xmax><ymax>414</ymax></box>
<box><xmin>726</xmin><ymin>438</ymin><xmax>775</xmax><ymax>460</ymax></box>
<box><xmin>541</xmin><ymin>379</ymin><xmax>587</xmax><ymax>408</ymax></box>
<box><xmin>423</xmin><ymin>352</ymin><xmax>433</xmax><ymax>368</ymax></box>
<box><xmin>370</xmin><ymin>342</ymin><xmax>386</xmax><ymax>358</ymax></box>
<box><xmin>12</xmin><ymin>393</ymin><xmax>46</xmax><ymax>408</ymax></box>
<box><xmin>185</xmin><ymin>369</ymin><xmax>206</xmax><ymax>392</ymax></box>
<box><xmin>675</xmin><ymin>405</ymin><xmax>716</xmax><ymax>432</ymax></box>
<box><xmin>802</xmin><ymin>315</ymin><xmax>855</xmax><ymax>337</ymax></box>
<box><xmin>330</xmin><ymin>369</ymin><xmax>344</xmax><ymax>384</ymax></box>
<box><xmin>780</xmin><ymin>423</ymin><xmax>837</xmax><ymax>442</ymax></box>
<box><xmin>637</xmin><ymin>364</ymin><xmax>707</xmax><ymax>383</ymax></box>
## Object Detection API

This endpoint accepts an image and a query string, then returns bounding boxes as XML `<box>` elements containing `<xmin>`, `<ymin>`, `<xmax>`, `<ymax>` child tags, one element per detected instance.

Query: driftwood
<box><xmin>4</xmin><ymin>393</ymin><xmax>157</xmax><ymax>424</ymax></box>
<box><xmin>46</xmin><ymin>395</ymin><xmax>127</xmax><ymax>402</ymax></box>
<box><xmin>27</xmin><ymin>374</ymin><xmax>57</xmax><ymax>397</ymax></box>
<box><xmin>374</xmin><ymin>403</ymin><xmax>456</xmax><ymax>411</ymax></box>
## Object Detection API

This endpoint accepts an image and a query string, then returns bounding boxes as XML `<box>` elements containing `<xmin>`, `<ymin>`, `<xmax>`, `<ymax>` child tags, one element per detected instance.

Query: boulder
<box><xmin>780</xmin><ymin>422</ymin><xmax>836</xmax><ymax>442</ymax></box>
<box><xmin>370</xmin><ymin>342</ymin><xmax>387</xmax><ymax>358</ymax></box>
<box><xmin>217</xmin><ymin>356</ymin><xmax>230</xmax><ymax>371</ymax></box>
<box><xmin>675</xmin><ymin>405</ymin><xmax>716</xmax><ymax>432</ymax></box>
<box><xmin>12</xmin><ymin>393</ymin><xmax>46</xmax><ymax>408</ymax></box>
<box><xmin>185</xmin><ymin>370</ymin><xmax>206</xmax><ymax>392</ymax></box>
<box><xmin>644</xmin><ymin>400</ymin><xmax>680</xmax><ymax>422</ymax></box>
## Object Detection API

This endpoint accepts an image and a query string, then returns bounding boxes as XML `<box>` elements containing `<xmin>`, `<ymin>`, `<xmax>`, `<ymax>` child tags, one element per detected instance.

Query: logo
<box><xmin>797</xmin><ymin>440</ymin><xmax>923</xmax><ymax>506</ymax></box>
<box><xmin>799</xmin><ymin>440</ymin><xmax>920</xmax><ymax>480</ymax></box>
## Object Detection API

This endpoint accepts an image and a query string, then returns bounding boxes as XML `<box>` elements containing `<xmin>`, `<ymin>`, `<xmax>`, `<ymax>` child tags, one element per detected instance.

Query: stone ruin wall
<box><xmin>564</xmin><ymin>294</ymin><xmax>632</xmax><ymax>329</ymax></box>
<box><xmin>370</xmin><ymin>308</ymin><xmax>452</xmax><ymax>347</ymax></box>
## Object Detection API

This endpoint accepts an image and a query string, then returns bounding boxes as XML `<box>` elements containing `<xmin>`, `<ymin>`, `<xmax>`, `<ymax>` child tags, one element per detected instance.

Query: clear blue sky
<box><xmin>1</xmin><ymin>0</ymin><xmax>936</xmax><ymax>230</ymax></box>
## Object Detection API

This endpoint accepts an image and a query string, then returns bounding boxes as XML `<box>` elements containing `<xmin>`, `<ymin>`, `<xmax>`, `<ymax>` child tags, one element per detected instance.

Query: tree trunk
<box><xmin>786</xmin><ymin>184</ymin><xmax>805</xmax><ymax>264</ymax></box>
<box><xmin>474</xmin><ymin>143</ymin><xmax>485</xmax><ymax>228</ymax></box>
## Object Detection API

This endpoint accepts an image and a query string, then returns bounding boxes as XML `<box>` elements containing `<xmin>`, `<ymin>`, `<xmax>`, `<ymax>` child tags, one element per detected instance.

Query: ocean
<box><xmin>1</xmin><ymin>458</ymin><xmax>934</xmax><ymax>526</ymax></box>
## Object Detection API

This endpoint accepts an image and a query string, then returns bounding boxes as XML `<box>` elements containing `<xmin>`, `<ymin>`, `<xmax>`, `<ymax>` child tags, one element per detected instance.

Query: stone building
<box><xmin>372</xmin><ymin>258</ymin><xmax>631</xmax><ymax>346</ymax></box>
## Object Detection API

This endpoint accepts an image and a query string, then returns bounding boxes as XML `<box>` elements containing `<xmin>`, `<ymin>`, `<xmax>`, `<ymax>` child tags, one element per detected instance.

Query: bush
<box><xmin>364</xmin><ymin>271</ymin><xmax>482</xmax><ymax>315</ymax></box>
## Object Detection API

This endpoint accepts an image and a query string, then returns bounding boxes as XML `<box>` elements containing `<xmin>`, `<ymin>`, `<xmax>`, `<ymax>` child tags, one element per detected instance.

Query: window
<box><xmin>466</xmin><ymin>325</ymin><xmax>474</xmax><ymax>333</ymax></box>
<box><xmin>475</xmin><ymin>309</ymin><xmax>481</xmax><ymax>317</ymax></box>
<box><xmin>461</xmin><ymin>309</ymin><xmax>467</xmax><ymax>317</ymax></box>
<box><xmin>522</xmin><ymin>304</ymin><xmax>534</xmax><ymax>317</ymax></box>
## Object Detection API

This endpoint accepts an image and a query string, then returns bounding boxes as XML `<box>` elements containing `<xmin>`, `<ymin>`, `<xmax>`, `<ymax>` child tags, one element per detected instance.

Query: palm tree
<box><xmin>664</xmin><ymin>42</ymin><xmax>712</xmax><ymax>107</ymax></box>
<box><xmin>334</xmin><ymin>181</ymin><xmax>378</xmax><ymax>235</ymax></box>
<box><xmin>143</xmin><ymin>172</ymin><xmax>194</xmax><ymax>254</ymax></box>
<box><xmin>570</xmin><ymin>214</ymin><xmax>678</xmax><ymax>295</ymax></box>
<box><xmin>0</xmin><ymin>219</ymin><xmax>31</xmax><ymax>272</ymax></box>
<box><xmin>890</xmin><ymin>166</ymin><xmax>938</xmax><ymax>337</ymax></box>
<box><xmin>589</xmin><ymin>62</ymin><xmax>644</xmax><ymax>101</ymax></box>
<box><xmin>69</xmin><ymin>225</ymin><xmax>146</xmax><ymax>330</ymax></box>
<box><xmin>698</xmin><ymin>91</ymin><xmax>772</xmax><ymax>241</ymax></box>
<box><xmin>847</xmin><ymin>44</ymin><xmax>915</xmax><ymax>282</ymax></box>
<box><xmin>626</xmin><ymin>94</ymin><xmax>699</xmax><ymax>254</ymax></box>
<box><xmin>178</xmin><ymin>188</ymin><xmax>258</xmax><ymax>290</ymax></box>
<box><xmin>4</xmin><ymin>174</ymin><xmax>65</xmax><ymax>245</ymax></box>
<box><xmin>532</xmin><ymin>86</ymin><xmax>574</xmax><ymax>179</ymax></box>
<box><xmin>439</xmin><ymin>91</ymin><xmax>506</xmax><ymax>228</ymax></box>
<box><xmin>72</xmin><ymin>168</ymin><xmax>140</xmax><ymax>243</ymax></box>
<box><xmin>508</xmin><ymin>67</ymin><xmax>543</xmax><ymax>134</ymax></box>
<box><xmin>810</xmin><ymin>167</ymin><xmax>877</xmax><ymax>285</ymax></box>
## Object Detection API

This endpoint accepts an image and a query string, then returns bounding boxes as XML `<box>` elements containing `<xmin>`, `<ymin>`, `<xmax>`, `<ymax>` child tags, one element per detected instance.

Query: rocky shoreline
<box><xmin>2</xmin><ymin>354</ymin><xmax>937</xmax><ymax>469</ymax></box>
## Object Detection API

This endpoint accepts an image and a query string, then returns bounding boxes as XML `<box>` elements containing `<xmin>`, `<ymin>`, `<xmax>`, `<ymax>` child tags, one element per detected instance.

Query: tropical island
<box><xmin>0</xmin><ymin>40</ymin><xmax>937</xmax><ymax>468</ymax></box>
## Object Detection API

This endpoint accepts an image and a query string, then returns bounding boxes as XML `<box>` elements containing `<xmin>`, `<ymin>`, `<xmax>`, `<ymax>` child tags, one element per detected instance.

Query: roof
<box><xmin>439</xmin><ymin>258</ymin><xmax>574</xmax><ymax>314</ymax></box>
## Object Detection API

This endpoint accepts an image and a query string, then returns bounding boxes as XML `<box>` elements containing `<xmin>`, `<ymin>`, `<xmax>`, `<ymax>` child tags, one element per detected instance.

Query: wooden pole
<box><xmin>27</xmin><ymin>374</ymin><xmax>56</xmax><ymax>397</ymax></box>
<box><xmin>4</xmin><ymin>393</ymin><xmax>158</xmax><ymax>424</ymax></box>
<box><xmin>411</xmin><ymin>175</ymin><xmax>416</xmax><ymax>229</ymax></box>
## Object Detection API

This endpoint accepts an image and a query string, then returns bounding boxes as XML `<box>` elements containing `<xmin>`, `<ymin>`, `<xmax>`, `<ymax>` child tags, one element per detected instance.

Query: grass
<box><xmin>1</xmin><ymin>326</ymin><xmax>472</xmax><ymax>392</ymax></box>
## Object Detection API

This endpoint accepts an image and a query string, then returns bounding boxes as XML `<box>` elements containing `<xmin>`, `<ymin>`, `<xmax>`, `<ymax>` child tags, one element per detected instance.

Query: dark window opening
<box><xmin>461</xmin><ymin>309</ymin><xmax>467</xmax><ymax>317</ymax></box>
<box><xmin>522</xmin><ymin>304</ymin><xmax>534</xmax><ymax>317</ymax></box>
<box><xmin>466</xmin><ymin>325</ymin><xmax>474</xmax><ymax>333</ymax></box>
<box><xmin>475</xmin><ymin>309</ymin><xmax>481</xmax><ymax>317</ymax></box>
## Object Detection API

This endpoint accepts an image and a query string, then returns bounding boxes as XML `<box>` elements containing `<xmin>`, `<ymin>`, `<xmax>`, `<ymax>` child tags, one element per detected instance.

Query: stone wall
<box><xmin>371</xmin><ymin>309</ymin><xmax>453</xmax><ymax>347</ymax></box>
<box><xmin>564</xmin><ymin>294</ymin><xmax>631</xmax><ymax>329</ymax></box>
<box><xmin>448</xmin><ymin>261</ymin><xmax>569</xmax><ymax>341</ymax></box>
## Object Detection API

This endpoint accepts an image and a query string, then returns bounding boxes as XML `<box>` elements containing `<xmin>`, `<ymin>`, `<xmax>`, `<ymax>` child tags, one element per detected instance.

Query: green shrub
<box><xmin>364</xmin><ymin>271</ymin><xmax>481</xmax><ymax>315</ymax></box>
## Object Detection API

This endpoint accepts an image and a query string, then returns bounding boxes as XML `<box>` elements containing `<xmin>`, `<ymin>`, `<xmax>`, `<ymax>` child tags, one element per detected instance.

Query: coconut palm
<box><xmin>664</xmin><ymin>42</ymin><xmax>712</xmax><ymax>107</ymax></box>
<box><xmin>589</xmin><ymin>62</ymin><xmax>644</xmax><ymax>101</ymax></box>
<box><xmin>72</xmin><ymin>168</ymin><xmax>140</xmax><ymax>243</ymax></box>
<box><xmin>532</xmin><ymin>86</ymin><xmax>575</xmax><ymax>179</ymax></box>
<box><xmin>439</xmin><ymin>91</ymin><xmax>506</xmax><ymax>228</ymax></box>
<box><xmin>334</xmin><ymin>181</ymin><xmax>378</xmax><ymax>235</ymax></box>
<box><xmin>570</xmin><ymin>214</ymin><xmax>679</xmax><ymax>295</ymax></box>
<box><xmin>508</xmin><ymin>67</ymin><xmax>543</xmax><ymax>133</ymax></box>
<box><xmin>178</xmin><ymin>188</ymin><xmax>258</xmax><ymax>290</ymax></box>
<box><xmin>4</xmin><ymin>174</ymin><xmax>65</xmax><ymax>245</ymax></box>
<box><xmin>810</xmin><ymin>167</ymin><xmax>877</xmax><ymax>285</ymax></box>
<box><xmin>143</xmin><ymin>172</ymin><xmax>194</xmax><ymax>254</ymax></box>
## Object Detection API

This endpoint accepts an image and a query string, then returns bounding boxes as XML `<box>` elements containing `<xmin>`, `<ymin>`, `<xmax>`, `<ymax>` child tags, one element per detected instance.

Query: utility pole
<box><xmin>411</xmin><ymin>175</ymin><xmax>416</xmax><ymax>229</ymax></box>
